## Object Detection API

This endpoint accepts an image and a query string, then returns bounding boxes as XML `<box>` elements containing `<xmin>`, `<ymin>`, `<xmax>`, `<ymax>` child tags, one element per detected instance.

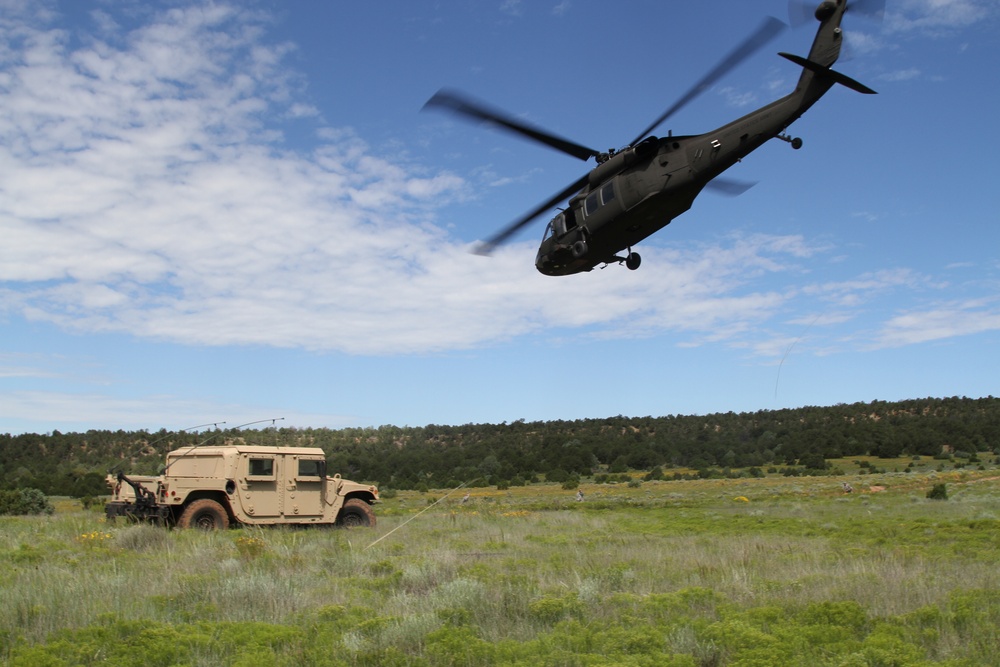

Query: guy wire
<box><xmin>365</xmin><ymin>478</ymin><xmax>482</xmax><ymax>551</ymax></box>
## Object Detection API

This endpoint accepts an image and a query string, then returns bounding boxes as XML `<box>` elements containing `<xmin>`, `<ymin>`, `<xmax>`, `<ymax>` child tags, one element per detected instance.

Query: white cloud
<box><xmin>888</xmin><ymin>0</ymin><xmax>993</xmax><ymax>33</ymax></box>
<box><xmin>0</xmin><ymin>389</ymin><xmax>354</xmax><ymax>432</ymax></box>
<box><xmin>879</xmin><ymin>68</ymin><xmax>922</xmax><ymax>82</ymax></box>
<box><xmin>801</xmin><ymin>269</ymin><xmax>923</xmax><ymax>308</ymax></box>
<box><xmin>871</xmin><ymin>299</ymin><xmax>1000</xmax><ymax>348</ymax></box>
<box><xmin>0</xmin><ymin>3</ymin><xmax>838</xmax><ymax>358</ymax></box>
<box><xmin>0</xmin><ymin>1</ymin><xmax>978</xmax><ymax>367</ymax></box>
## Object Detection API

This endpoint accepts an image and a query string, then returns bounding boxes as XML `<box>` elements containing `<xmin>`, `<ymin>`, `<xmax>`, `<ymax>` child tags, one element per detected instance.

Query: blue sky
<box><xmin>2</xmin><ymin>0</ymin><xmax>998</xmax><ymax>435</ymax></box>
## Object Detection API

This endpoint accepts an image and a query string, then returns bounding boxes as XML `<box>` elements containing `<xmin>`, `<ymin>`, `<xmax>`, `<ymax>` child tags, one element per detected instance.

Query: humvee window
<box><xmin>298</xmin><ymin>459</ymin><xmax>323</xmax><ymax>478</ymax></box>
<box><xmin>248</xmin><ymin>458</ymin><xmax>274</xmax><ymax>477</ymax></box>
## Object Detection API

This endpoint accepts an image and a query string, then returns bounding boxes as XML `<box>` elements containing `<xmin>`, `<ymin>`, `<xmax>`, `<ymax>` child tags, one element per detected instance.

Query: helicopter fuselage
<box><xmin>425</xmin><ymin>0</ymin><xmax>873</xmax><ymax>275</ymax></box>
<box><xmin>535</xmin><ymin>1</ymin><xmax>861</xmax><ymax>276</ymax></box>
<box><xmin>534</xmin><ymin>91</ymin><xmax>826</xmax><ymax>275</ymax></box>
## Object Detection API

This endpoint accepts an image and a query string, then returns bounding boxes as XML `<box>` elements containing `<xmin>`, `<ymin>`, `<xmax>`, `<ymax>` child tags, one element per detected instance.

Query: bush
<box><xmin>546</xmin><ymin>469</ymin><xmax>569</xmax><ymax>483</ymax></box>
<box><xmin>80</xmin><ymin>496</ymin><xmax>100</xmax><ymax>510</ymax></box>
<box><xmin>0</xmin><ymin>488</ymin><xmax>54</xmax><ymax>516</ymax></box>
<box><xmin>926</xmin><ymin>483</ymin><xmax>948</xmax><ymax>500</ymax></box>
<box><xmin>561</xmin><ymin>475</ymin><xmax>580</xmax><ymax>490</ymax></box>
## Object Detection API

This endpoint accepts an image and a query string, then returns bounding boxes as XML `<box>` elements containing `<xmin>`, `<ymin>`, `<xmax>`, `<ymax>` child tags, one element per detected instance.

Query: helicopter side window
<box><xmin>600</xmin><ymin>182</ymin><xmax>615</xmax><ymax>205</ymax></box>
<box><xmin>585</xmin><ymin>182</ymin><xmax>616</xmax><ymax>218</ymax></box>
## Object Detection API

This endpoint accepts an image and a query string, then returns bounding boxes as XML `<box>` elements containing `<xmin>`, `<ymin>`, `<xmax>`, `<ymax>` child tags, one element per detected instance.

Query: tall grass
<box><xmin>2</xmin><ymin>469</ymin><xmax>999</xmax><ymax>665</ymax></box>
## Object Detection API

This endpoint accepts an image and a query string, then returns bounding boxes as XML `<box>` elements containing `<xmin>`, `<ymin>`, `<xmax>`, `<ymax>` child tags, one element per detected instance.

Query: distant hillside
<box><xmin>2</xmin><ymin>396</ymin><xmax>998</xmax><ymax>496</ymax></box>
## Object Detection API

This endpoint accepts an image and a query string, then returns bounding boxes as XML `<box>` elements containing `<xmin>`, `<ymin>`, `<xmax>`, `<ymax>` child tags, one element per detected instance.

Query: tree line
<box><xmin>1</xmin><ymin>396</ymin><xmax>998</xmax><ymax>496</ymax></box>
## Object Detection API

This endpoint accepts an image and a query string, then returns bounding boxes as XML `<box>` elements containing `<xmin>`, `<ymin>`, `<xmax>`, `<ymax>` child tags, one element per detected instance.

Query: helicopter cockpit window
<box><xmin>552</xmin><ymin>213</ymin><xmax>567</xmax><ymax>236</ymax></box>
<box><xmin>585</xmin><ymin>192</ymin><xmax>600</xmax><ymax>216</ymax></box>
<box><xmin>542</xmin><ymin>221</ymin><xmax>556</xmax><ymax>242</ymax></box>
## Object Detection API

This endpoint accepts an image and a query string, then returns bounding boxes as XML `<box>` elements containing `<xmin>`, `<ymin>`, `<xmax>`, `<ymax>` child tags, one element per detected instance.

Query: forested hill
<box><xmin>2</xmin><ymin>396</ymin><xmax>999</xmax><ymax>496</ymax></box>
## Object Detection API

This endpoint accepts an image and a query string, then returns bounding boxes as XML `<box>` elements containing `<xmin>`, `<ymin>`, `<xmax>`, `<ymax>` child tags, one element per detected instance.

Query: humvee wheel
<box><xmin>337</xmin><ymin>499</ymin><xmax>376</xmax><ymax>528</ymax></box>
<box><xmin>178</xmin><ymin>499</ymin><xmax>230</xmax><ymax>530</ymax></box>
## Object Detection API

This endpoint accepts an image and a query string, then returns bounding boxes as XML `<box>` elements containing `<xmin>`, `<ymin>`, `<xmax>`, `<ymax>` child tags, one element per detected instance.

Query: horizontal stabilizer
<box><xmin>779</xmin><ymin>52</ymin><xmax>877</xmax><ymax>94</ymax></box>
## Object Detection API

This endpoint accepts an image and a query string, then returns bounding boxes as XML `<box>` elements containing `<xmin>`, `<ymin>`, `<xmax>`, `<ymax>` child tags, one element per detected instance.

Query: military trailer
<box><xmin>106</xmin><ymin>445</ymin><xmax>378</xmax><ymax>529</ymax></box>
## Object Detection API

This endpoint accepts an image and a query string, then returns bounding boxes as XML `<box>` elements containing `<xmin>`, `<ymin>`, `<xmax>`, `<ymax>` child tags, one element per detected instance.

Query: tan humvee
<box><xmin>106</xmin><ymin>445</ymin><xmax>378</xmax><ymax>529</ymax></box>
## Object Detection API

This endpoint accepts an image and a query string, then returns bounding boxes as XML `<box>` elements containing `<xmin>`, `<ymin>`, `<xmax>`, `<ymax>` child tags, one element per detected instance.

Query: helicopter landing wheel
<box><xmin>790</xmin><ymin>137</ymin><xmax>803</xmax><ymax>150</ymax></box>
<box><xmin>626</xmin><ymin>252</ymin><xmax>641</xmax><ymax>271</ymax></box>
<box><xmin>571</xmin><ymin>240</ymin><xmax>588</xmax><ymax>258</ymax></box>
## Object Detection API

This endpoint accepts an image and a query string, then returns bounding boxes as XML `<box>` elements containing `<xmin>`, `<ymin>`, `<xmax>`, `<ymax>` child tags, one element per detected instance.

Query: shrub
<box><xmin>609</xmin><ymin>456</ymin><xmax>629</xmax><ymax>474</ymax></box>
<box><xmin>546</xmin><ymin>469</ymin><xmax>569</xmax><ymax>483</ymax></box>
<box><xmin>79</xmin><ymin>496</ymin><xmax>102</xmax><ymax>511</ymax></box>
<box><xmin>927</xmin><ymin>483</ymin><xmax>948</xmax><ymax>500</ymax></box>
<box><xmin>0</xmin><ymin>488</ymin><xmax>54</xmax><ymax>516</ymax></box>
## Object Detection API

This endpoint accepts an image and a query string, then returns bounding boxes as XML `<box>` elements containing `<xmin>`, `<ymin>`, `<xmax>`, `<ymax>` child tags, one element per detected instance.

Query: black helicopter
<box><xmin>424</xmin><ymin>0</ymin><xmax>878</xmax><ymax>276</ymax></box>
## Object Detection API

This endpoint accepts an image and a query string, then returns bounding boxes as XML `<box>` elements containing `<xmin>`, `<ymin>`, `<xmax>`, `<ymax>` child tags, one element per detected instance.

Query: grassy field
<box><xmin>2</xmin><ymin>466</ymin><xmax>999</xmax><ymax>666</ymax></box>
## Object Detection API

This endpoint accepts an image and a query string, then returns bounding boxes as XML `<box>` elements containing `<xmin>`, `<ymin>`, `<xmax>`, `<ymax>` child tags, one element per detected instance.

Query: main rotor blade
<box><xmin>475</xmin><ymin>174</ymin><xmax>591</xmax><ymax>255</ymax></box>
<box><xmin>787</xmin><ymin>0</ymin><xmax>815</xmax><ymax>28</ymax></box>
<box><xmin>424</xmin><ymin>89</ymin><xmax>600</xmax><ymax>162</ymax></box>
<box><xmin>627</xmin><ymin>16</ymin><xmax>786</xmax><ymax>147</ymax></box>
<box><xmin>705</xmin><ymin>177</ymin><xmax>757</xmax><ymax>196</ymax></box>
<box><xmin>790</xmin><ymin>0</ymin><xmax>885</xmax><ymax>28</ymax></box>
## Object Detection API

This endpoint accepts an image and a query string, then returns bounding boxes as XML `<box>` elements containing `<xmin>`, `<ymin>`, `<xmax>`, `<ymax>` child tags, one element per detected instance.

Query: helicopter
<box><xmin>424</xmin><ymin>0</ymin><xmax>879</xmax><ymax>276</ymax></box>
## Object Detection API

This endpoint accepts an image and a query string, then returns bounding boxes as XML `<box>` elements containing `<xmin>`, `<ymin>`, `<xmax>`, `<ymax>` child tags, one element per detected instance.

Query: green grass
<box><xmin>2</xmin><ymin>469</ymin><xmax>999</xmax><ymax>666</ymax></box>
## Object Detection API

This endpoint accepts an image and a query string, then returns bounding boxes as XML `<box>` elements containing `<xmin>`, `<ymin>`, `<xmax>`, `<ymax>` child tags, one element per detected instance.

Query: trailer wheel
<box><xmin>178</xmin><ymin>499</ymin><xmax>230</xmax><ymax>530</ymax></box>
<box><xmin>337</xmin><ymin>499</ymin><xmax>376</xmax><ymax>528</ymax></box>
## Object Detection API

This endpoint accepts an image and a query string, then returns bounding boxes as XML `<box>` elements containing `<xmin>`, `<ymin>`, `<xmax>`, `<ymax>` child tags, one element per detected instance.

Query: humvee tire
<box><xmin>178</xmin><ymin>498</ymin><xmax>230</xmax><ymax>530</ymax></box>
<box><xmin>337</xmin><ymin>498</ymin><xmax>376</xmax><ymax>527</ymax></box>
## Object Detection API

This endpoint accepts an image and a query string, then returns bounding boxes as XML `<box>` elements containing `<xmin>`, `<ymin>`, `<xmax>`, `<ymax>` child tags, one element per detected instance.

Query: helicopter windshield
<box><xmin>542</xmin><ymin>214</ymin><xmax>563</xmax><ymax>243</ymax></box>
<box><xmin>543</xmin><ymin>213</ymin><xmax>570</xmax><ymax>242</ymax></box>
<box><xmin>542</xmin><ymin>219</ymin><xmax>556</xmax><ymax>242</ymax></box>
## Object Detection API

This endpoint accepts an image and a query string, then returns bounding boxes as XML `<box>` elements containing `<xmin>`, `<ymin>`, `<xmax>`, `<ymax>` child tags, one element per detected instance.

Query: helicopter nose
<box><xmin>535</xmin><ymin>254</ymin><xmax>556</xmax><ymax>276</ymax></box>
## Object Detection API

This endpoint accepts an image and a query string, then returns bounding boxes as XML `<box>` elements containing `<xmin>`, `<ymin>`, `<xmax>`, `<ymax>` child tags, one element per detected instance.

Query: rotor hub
<box><xmin>816</xmin><ymin>1</ymin><xmax>838</xmax><ymax>21</ymax></box>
